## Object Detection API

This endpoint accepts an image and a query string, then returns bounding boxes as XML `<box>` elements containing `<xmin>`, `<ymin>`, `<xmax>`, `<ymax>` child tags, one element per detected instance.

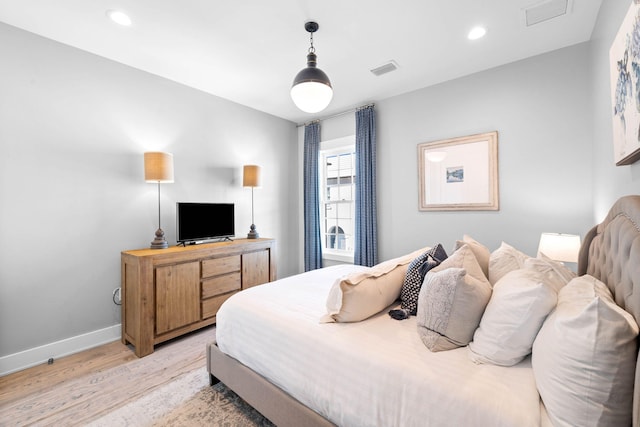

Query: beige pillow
<box><xmin>321</xmin><ymin>247</ymin><xmax>427</xmax><ymax>323</ymax></box>
<box><xmin>454</xmin><ymin>235</ymin><xmax>490</xmax><ymax>279</ymax></box>
<box><xmin>432</xmin><ymin>244</ymin><xmax>486</xmax><ymax>282</ymax></box>
<box><xmin>488</xmin><ymin>242</ymin><xmax>530</xmax><ymax>285</ymax></box>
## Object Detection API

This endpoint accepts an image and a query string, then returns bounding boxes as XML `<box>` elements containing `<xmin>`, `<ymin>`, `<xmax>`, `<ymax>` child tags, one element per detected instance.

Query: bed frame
<box><xmin>208</xmin><ymin>195</ymin><xmax>640</xmax><ymax>427</ymax></box>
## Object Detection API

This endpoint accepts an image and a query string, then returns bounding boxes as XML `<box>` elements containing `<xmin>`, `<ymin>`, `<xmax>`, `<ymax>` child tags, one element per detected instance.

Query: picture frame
<box><xmin>418</xmin><ymin>131</ymin><xmax>499</xmax><ymax>211</ymax></box>
<box><xmin>609</xmin><ymin>1</ymin><xmax>640</xmax><ymax>166</ymax></box>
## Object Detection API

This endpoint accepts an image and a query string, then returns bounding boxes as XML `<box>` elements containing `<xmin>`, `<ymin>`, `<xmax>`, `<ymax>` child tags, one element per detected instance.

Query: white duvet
<box><xmin>216</xmin><ymin>265</ymin><xmax>545</xmax><ymax>427</ymax></box>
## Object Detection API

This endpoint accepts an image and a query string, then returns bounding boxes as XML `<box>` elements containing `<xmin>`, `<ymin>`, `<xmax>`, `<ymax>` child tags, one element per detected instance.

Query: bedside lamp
<box><xmin>537</xmin><ymin>233</ymin><xmax>581</xmax><ymax>263</ymax></box>
<box><xmin>144</xmin><ymin>152</ymin><xmax>174</xmax><ymax>249</ymax></box>
<box><xmin>243</xmin><ymin>165</ymin><xmax>261</xmax><ymax>239</ymax></box>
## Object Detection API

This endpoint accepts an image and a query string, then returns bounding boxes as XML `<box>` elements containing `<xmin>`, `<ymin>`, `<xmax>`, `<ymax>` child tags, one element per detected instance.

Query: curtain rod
<box><xmin>296</xmin><ymin>103</ymin><xmax>375</xmax><ymax>127</ymax></box>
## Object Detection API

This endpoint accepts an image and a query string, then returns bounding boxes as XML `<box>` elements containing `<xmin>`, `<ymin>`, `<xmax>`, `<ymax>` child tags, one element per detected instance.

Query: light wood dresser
<box><xmin>121</xmin><ymin>238</ymin><xmax>276</xmax><ymax>357</ymax></box>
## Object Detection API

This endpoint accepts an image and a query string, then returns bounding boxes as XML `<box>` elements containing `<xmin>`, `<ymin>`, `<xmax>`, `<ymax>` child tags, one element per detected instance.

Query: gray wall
<box><xmin>590</xmin><ymin>0</ymin><xmax>640</xmax><ymax>221</ymax></box>
<box><xmin>377</xmin><ymin>43</ymin><xmax>593</xmax><ymax>260</ymax></box>
<box><xmin>0</xmin><ymin>23</ymin><xmax>298</xmax><ymax>357</ymax></box>
<box><xmin>310</xmin><ymin>43</ymin><xmax>594</xmax><ymax>262</ymax></box>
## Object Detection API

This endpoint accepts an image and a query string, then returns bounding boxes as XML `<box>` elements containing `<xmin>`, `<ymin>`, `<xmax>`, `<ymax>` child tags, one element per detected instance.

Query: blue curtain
<box><xmin>354</xmin><ymin>106</ymin><xmax>378</xmax><ymax>266</ymax></box>
<box><xmin>304</xmin><ymin>122</ymin><xmax>323</xmax><ymax>271</ymax></box>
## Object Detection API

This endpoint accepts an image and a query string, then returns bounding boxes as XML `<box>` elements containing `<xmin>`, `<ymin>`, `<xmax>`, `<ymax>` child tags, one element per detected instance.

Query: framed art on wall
<box><xmin>417</xmin><ymin>131</ymin><xmax>499</xmax><ymax>211</ymax></box>
<box><xmin>610</xmin><ymin>1</ymin><xmax>640</xmax><ymax>166</ymax></box>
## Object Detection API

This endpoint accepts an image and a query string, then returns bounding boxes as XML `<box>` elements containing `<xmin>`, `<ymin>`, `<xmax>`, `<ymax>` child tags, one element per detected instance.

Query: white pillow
<box><xmin>468</xmin><ymin>268</ymin><xmax>557</xmax><ymax>366</ymax></box>
<box><xmin>454</xmin><ymin>235</ymin><xmax>490</xmax><ymax>279</ymax></box>
<box><xmin>488</xmin><ymin>242</ymin><xmax>530</xmax><ymax>285</ymax></box>
<box><xmin>524</xmin><ymin>253</ymin><xmax>575</xmax><ymax>292</ymax></box>
<box><xmin>321</xmin><ymin>247</ymin><xmax>428</xmax><ymax>323</ymax></box>
<box><xmin>532</xmin><ymin>275</ymin><xmax>639</xmax><ymax>427</ymax></box>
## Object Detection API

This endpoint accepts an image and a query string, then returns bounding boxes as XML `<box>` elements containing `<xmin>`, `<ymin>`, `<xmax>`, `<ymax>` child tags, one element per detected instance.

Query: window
<box><xmin>319</xmin><ymin>137</ymin><xmax>356</xmax><ymax>262</ymax></box>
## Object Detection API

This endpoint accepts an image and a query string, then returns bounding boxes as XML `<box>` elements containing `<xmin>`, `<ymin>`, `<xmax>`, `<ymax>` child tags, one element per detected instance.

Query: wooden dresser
<box><xmin>121</xmin><ymin>238</ymin><xmax>276</xmax><ymax>357</ymax></box>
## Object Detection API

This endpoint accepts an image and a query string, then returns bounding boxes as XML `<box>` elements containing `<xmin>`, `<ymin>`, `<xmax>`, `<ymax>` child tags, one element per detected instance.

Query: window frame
<box><xmin>319</xmin><ymin>136</ymin><xmax>356</xmax><ymax>263</ymax></box>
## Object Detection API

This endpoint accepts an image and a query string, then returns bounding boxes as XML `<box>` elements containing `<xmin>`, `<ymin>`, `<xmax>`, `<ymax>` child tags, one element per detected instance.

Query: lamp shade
<box><xmin>243</xmin><ymin>165</ymin><xmax>261</xmax><ymax>187</ymax></box>
<box><xmin>537</xmin><ymin>233</ymin><xmax>581</xmax><ymax>263</ymax></box>
<box><xmin>144</xmin><ymin>152</ymin><xmax>174</xmax><ymax>183</ymax></box>
<box><xmin>291</xmin><ymin>53</ymin><xmax>333</xmax><ymax>113</ymax></box>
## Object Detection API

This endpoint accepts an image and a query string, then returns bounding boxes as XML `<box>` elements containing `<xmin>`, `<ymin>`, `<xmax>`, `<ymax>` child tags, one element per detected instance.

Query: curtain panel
<box><xmin>303</xmin><ymin>122</ymin><xmax>323</xmax><ymax>271</ymax></box>
<box><xmin>354</xmin><ymin>106</ymin><xmax>378</xmax><ymax>266</ymax></box>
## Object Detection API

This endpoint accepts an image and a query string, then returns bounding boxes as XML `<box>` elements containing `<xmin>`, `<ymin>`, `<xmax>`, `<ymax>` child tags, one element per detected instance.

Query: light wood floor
<box><xmin>0</xmin><ymin>326</ymin><xmax>216</xmax><ymax>426</ymax></box>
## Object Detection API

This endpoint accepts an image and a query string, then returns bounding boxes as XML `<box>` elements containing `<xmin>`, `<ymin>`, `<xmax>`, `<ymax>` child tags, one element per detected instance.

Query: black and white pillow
<box><xmin>399</xmin><ymin>244</ymin><xmax>447</xmax><ymax>315</ymax></box>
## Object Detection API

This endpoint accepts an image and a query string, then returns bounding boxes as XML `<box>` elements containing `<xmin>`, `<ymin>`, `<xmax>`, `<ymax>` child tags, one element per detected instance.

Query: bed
<box><xmin>207</xmin><ymin>195</ymin><xmax>640</xmax><ymax>427</ymax></box>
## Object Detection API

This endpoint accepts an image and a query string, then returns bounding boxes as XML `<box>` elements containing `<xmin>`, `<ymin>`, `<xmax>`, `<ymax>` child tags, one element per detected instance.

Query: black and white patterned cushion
<box><xmin>399</xmin><ymin>244</ymin><xmax>448</xmax><ymax>315</ymax></box>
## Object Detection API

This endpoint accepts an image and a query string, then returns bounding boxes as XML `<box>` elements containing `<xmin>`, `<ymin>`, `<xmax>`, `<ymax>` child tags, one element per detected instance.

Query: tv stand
<box><xmin>121</xmin><ymin>238</ymin><xmax>276</xmax><ymax>357</ymax></box>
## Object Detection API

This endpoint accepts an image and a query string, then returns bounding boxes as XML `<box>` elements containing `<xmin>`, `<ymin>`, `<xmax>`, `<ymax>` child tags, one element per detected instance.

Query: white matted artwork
<box><xmin>610</xmin><ymin>1</ymin><xmax>640</xmax><ymax>166</ymax></box>
<box><xmin>418</xmin><ymin>131</ymin><xmax>499</xmax><ymax>211</ymax></box>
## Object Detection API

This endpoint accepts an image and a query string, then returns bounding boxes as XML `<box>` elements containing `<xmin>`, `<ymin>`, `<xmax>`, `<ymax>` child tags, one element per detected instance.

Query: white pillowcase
<box><xmin>488</xmin><ymin>242</ymin><xmax>530</xmax><ymax>285</ymax></box>
<box><xmin>524</xmin><ymin>253</ymin><xmax>575</xmax><ymax>292</ymax></box>
<box><xmin>532</xmin><ymin>275</ymin><xmax>639</xmax><ymax>427</ymax></box>
<box><xmin>468</xmin><ymin>268</ymin><xmax>557</xmax><ymax>366</ymax></box>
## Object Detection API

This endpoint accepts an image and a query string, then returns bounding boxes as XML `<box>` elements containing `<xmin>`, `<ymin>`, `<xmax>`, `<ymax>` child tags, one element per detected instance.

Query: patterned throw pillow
<box><xmin>399</xmin><ymin>244</ymin><xmax>448</xmax><ymax>315</ymax></box>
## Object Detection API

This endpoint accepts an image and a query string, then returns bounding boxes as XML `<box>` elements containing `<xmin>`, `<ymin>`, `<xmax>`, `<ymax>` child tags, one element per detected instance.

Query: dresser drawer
<box><xmin>202</xmin><ymin>292</ymin><xmax>236</xmax><ymax>319</ymax></box>
<box><xmin>202</xmin><ymin>272</ymin><xmax>241</xmax><ymax>299</ymax></box>
<box><xmin>202</xmin><ymin>255</ymin><xmax>241</xmax><ymax>278</ymax></box>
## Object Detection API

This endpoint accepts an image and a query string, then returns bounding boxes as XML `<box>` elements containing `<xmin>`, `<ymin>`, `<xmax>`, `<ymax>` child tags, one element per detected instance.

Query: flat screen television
<box><xmin>176</xmin><ymin>202</ymin><xmax>235</xmax><ymax>244</ymax></box>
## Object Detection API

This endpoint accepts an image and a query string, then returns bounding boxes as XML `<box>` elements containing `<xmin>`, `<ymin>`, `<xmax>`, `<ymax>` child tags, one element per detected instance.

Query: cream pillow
<box><xmin>524</xmin><ymin>253</ymin><xmax>575</xmax><ymax>292</ymax></box>
<box><xmin>488</xmin><ymin>242</ymin><xmax>530</xmax><ymax>285</ymax></box>
<box><xmin>321</xmin><ymin>247</ymin><xmax>427</xmax><ymax>323</ymax></box>
<box><xmin>454</xmin><ymin>235</ymin><xmax>490</xmax><ymax>279</ymax></box>
<box><xmin>532</xmin><ymin>275</ymin><xmax>638</xmax><ymax>427</ymax></box>
<box><xmin>416</xmin><ymin>245</ymin><xmax>492</xmax><ymax>352</ymax></box>
<box><xmin>431</xmin><ymin>244</ymin><xmax>487</xmax><ymax>282</ymax></box>
<box><xmin>468</xmin><ymin>268</ymin><xmax>557</xmax><ymax>366</ymax></box>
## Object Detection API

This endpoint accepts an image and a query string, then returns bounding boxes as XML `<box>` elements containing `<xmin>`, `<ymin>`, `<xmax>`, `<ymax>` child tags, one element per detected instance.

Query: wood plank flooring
<box><xmin>0</xmin><ymin>326</ymin><xmax>216</xmax><ymax>426</ymax></box>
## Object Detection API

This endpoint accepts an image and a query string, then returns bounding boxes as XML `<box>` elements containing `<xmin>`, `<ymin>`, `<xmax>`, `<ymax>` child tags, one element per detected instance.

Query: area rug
<box><xmin>88</xmin><ymin>366</ymin><xmax>274</xmax><ymax>426</ymax></box>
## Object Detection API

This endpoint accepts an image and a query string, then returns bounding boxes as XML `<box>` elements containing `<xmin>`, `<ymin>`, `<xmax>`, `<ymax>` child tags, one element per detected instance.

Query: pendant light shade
<box><xmin>291</xmin><ymin>22</ymin><xmax>333</xmax><ymax>113</ymax></box>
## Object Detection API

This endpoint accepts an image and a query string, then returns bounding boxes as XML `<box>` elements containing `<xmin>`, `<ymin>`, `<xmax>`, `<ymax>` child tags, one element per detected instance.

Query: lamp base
<box><xmin>150</xmin><ymin>228</ymin><xmax>169</xmax><ymax>249</ymax></box>
<box><xmin>247</xmin><ymin>224</ymin><xmax>259</xmax><ymax>239</ymax></box>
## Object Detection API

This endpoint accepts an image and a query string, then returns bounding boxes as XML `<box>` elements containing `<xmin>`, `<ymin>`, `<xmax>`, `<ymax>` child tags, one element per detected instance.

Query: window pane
<box><xmin>337</xmin><ymin>203</ymin><xmax>352</xmax><ymax>219</ymax></box>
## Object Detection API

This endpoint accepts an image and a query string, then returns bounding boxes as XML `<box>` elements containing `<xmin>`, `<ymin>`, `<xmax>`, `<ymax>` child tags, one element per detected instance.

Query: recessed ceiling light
<box><xmin>468</xmin><ymin>26</ymin><xmax>487</xmax><ymax>40</ymax></box>
<box><xmin>106</xmin><ymin>10</ymin><xmax>132</xmax><ymax>26</ymax></box>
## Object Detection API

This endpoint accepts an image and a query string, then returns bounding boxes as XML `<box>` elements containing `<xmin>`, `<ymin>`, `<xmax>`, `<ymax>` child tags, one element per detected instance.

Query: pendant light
<box><xmin>291</xmin><ymin>21</ymin><xmax>333</xmax><ymax>113</ymax></box>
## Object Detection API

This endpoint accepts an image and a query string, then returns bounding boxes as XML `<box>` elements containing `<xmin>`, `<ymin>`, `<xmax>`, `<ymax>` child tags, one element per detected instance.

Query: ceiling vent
<box><xmin>524</xmin><ymin>0</ymin><xmax>569</xmax><ymax>26</ymax></box>
<box><xmin>370</xmin><ymin>60</ymin><xmax>399</xmax><ymax>77</ymax></box>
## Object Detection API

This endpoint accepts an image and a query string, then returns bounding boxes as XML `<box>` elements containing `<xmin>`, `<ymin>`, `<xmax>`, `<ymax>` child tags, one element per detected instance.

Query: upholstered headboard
<box><xmin>578</xmin><ymin>195</ymin><xmax>640</xmax><ymax>427</ymax></box>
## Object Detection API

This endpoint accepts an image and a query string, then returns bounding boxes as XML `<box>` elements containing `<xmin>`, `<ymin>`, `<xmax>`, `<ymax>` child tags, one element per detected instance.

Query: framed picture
<box><xmin>610</xmin><ymin>1</ymin><xmax>640</xmax><ymax>166</ymax></box>
<box><xmin>418</xmin><ymin>131</ymin><xmax>499</xmax><ymax>211</ymax></box>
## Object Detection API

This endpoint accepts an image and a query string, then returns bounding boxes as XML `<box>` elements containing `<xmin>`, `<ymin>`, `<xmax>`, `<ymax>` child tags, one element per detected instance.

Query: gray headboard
<box><xmin>578</xmin><ymin>195</ymin><xmax>640</xmax><ymax>427</ymax></box>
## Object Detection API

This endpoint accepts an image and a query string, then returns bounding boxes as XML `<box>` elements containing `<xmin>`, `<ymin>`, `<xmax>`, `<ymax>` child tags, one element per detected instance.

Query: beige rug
<box><xmin>88</xmin><ymin>366</ymin><xmax>274</xmax><ymax>426</ymax></box>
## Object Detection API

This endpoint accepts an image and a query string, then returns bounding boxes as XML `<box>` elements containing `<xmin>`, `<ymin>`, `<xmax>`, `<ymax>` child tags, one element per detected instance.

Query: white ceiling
<box><xmin>0</xmin><ymin>0</ymin><xmax>603</xmax><ymax>123</ymax></box>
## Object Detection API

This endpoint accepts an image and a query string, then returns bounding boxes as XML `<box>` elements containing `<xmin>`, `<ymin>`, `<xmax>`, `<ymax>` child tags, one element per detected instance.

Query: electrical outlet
<box><xmin>112</xmin><ymin>287</ymin><xmax>122</xmax><ymax>305</ymax></box>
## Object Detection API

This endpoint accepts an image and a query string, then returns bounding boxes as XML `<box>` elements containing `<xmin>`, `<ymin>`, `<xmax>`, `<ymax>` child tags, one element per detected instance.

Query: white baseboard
<box><xmin>0</xmin><ymin>324</ymin><xmax>121</xmax><ymax>376</ymax></box>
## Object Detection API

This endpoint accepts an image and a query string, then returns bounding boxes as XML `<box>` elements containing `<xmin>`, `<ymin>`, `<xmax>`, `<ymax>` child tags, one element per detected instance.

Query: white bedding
<box><xmin>216</xmin><ymin>265</ymin><xmax>546</xmax><ymax>427</ymax></box>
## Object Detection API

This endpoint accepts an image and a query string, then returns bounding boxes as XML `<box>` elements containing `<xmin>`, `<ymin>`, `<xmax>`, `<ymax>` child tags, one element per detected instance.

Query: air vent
<box><xmin>370</xmin><ymin>60</ymin><xmax>399</xmax><ymax>77</ymax></box>
<box><xmin>524</xmin><ymin>0</ymin><xmax>569</xmax><ymax>26</ymax></box>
